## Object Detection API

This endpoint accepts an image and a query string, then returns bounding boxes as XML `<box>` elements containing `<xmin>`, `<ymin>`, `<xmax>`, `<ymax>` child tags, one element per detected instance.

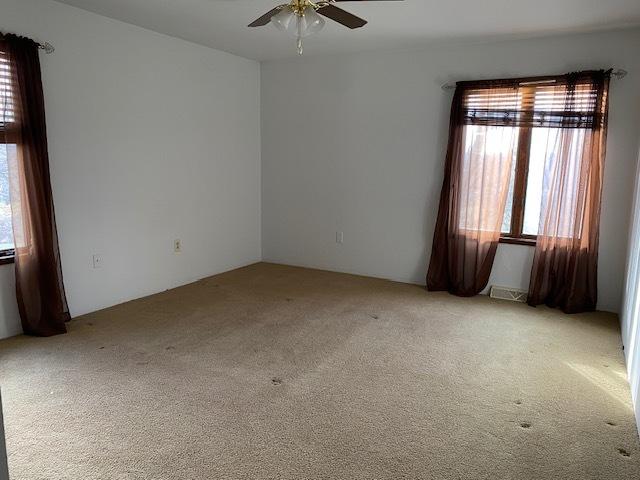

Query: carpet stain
<box><xmin>606</xmin><ymin>421</ymin><xmax>617</xmax><ymax>427</ymax></box>
<box><xmin>271</xmin><ymin>377</ymin><xmax>282</xmax><ymax>386</ymax></box>
<box><xmin>514</xmin><ymin>400</ymin><xmax>522</xmax><ymax>405</ymax></box>
<box><xmin>369</xmin><ymin>314</ymin><xmax>379</xmax><ymax>319</ymax></box>
<box><xmin>618</xmin><ymin>448</ymin><xmax>630</xmax><ymax>457</ymax></box>
<box><xmin>519</xmin><ymin>422</ymin><xmax>532</xmax><ymax>429</ymax></box>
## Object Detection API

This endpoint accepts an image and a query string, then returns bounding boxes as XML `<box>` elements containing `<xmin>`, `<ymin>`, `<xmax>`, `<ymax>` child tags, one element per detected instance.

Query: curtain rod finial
<box><xmin>612</xmin><ymin>68</ymin><xmax>627</xmax><ymax>79</ymax></box>
<box><xmin>39</xmin><ymin>42</ymin><xmax>55</xmax><ymax>54</ymax></box>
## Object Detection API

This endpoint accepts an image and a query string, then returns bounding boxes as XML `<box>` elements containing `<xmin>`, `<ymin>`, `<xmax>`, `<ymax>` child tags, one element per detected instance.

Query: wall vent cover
<box><xmin>490</xmin><ymin>285</ymin><xmax>527</xmax><ymax>303</ymax></box>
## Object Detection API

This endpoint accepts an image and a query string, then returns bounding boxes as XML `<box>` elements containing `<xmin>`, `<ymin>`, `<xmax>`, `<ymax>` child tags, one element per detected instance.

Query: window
<box><xmin>461</xmin><ymin>80</ymin><xmax>605</xmax><ymax>246</ymax></box>
<box><xmin>429</xmin><ymin>70</ymin><xmax>609</xmax><ymax>306</ymax></box>
<box><xmin>0</xmin><ymin>146</ymin><xmax>14</xmax><ymax>256</ymax></box>
<box><xmin>0</xmin><ymin>52</ymin><xmax>15</xmax><ymax>260</ymax></box>
<box><xmin>496</xmin><ymin>86</ymin><xmax>542</xmax><ymax>245</ymax></box>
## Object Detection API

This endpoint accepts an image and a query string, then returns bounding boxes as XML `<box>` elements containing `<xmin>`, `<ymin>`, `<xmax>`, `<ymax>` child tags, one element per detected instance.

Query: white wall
<box><xmin>261</xmin><ymin>28</ymin><xmax>640</xmax><ymax>313</ymax></box>
<box><xmin>0</xmin><ymin>0</ymin><xmax>261</xmax><ymax>337</ymax></box>
<box><xmin>0</xmin><ymin>266</ymin><xmax>19</xmax><ymax>339</ymax></box>
<box><xmin>621</xmin><ymin>139</ymin><xmax>640</xmax><ymax>436</ymax></box>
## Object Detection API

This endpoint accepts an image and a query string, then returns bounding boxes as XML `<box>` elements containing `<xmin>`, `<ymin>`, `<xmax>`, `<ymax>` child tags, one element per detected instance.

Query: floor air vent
<box><xmin>490</xmin><ymin>286</ymin><xmax>527</xmax><ymax>303</ymax></box>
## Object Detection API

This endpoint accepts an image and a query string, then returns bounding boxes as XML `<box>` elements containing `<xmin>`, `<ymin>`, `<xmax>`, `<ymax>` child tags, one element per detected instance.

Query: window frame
<box><xmin>499</xmin><ymin>86</ymin><xmax>537</xmax><ymax>247</ymax></box>
<box><xmin>0</xmin><ymin>140</ymin><xmax>15</xmax><ymax>263</ymax></box>
<box><xmin>0</xmin><ymin>51</ymin><xmax>16</xmax><ymax>263</ymax></box>
<box><xmin>0</xmin><ymin>248</ymin><xmax>14</xmax><ymax>264</ymax></box>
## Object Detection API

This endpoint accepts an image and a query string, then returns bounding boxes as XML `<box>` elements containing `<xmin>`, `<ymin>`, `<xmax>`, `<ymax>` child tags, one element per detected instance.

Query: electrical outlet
<box><xmin>92</xmin><ymin>254</ymin><xmax>102</xmax><ymax>269</ymax></box>
<box><xmin>174</xmin><ymin>239</ymin><xmax>182</xmax><ymax>253</ymax></box>
<box><xmin>336</xmin><ymin>231</ymin><xmax>344</xmax><ymax>244</ymax></box>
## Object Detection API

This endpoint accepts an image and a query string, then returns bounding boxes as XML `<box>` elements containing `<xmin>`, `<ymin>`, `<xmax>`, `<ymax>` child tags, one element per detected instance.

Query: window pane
<box><xmin>0</xmin><ymin>145</ymin><xmax>14</xmax><ymax>251</ymax></box>
<box><xmin>458</xmin><ymin>125</ymin><xmax>518</xmax><ymax>233</ymax></box>
<box><xmin>526</xmin><ymin>127</ymin><xmax>587</xmax><ymax>238</ymax></box>
<box><xmin>522</xmin><ymin>128</ymin><xmax>555</xmax><ymax>235</ymax></box>
<box><xmin>501</xmin><ymin>154</ymin><xmax>517</xmax><ymax>234</ymax></box>
<box><xmin>524</xmin><ymin>127</ymin><xmax>587</xmax><ymax>237</ymax></box>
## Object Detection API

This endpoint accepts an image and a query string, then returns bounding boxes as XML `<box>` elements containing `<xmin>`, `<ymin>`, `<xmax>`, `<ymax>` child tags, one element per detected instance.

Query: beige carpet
<box><xmin>0</xmin><ymin>262</ymin><xmax>638</xmax><ymax>479</ymax></box>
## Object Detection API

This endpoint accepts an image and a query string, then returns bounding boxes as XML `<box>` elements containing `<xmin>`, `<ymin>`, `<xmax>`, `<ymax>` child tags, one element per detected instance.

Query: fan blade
<box><xmin>318</xmin><ymin>4</ymin><xmax>367</xmax><ymax>29</ymax></box>
<box><xmin>248</xmin><ymin>7</ymin><xmax>283</xmax><ymax>27</ymax></box>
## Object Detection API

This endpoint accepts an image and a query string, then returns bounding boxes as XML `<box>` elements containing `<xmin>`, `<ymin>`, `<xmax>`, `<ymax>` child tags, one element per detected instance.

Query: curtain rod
<box><xmin>440</xmin><ymin>68</ymin><xmax>628</xmax><ymax>91</ymax></box>
<box><xmin>1</xmin><ymin>32</ymin><xmax>55</xmax><ymax>54</ymax></box>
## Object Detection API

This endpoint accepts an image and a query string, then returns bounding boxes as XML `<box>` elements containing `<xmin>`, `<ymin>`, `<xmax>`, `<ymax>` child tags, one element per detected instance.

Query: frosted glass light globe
<box><xmin>271</xmin><ymin>6</ymin><xmax>325</xmax><ymax>38</ymax></box>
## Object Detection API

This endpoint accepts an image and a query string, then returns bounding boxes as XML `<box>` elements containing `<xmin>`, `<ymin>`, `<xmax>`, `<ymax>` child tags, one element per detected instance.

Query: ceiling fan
<box><xmin>248</xmin><ymin>0</ymin><xmax>402</xmax><ymax>55</ymax></box>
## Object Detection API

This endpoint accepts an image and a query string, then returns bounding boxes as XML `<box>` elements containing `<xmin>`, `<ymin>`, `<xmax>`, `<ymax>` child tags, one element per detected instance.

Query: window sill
<box><xmin>0</xmin><ymin>255</ymin><xmax>15</xmax><ymax>265</ymax></box>
<box><xmin>499</xmin><ymin>236</ymin><xmax>537</xmax><ymax>247</ymax></box>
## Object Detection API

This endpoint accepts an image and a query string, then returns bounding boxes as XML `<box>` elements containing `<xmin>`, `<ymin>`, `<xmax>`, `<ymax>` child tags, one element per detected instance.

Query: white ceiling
<box><xmin>53</xmin><ymin>0</ymin><xmax>640</xmax><ymax>61</ymax></box>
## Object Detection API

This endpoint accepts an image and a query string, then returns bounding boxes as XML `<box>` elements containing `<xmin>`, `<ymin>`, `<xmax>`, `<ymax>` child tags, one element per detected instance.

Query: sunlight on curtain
<box><xmin>458</xmin><ymin>125</ymin><xmax>519</xmax><ymax>234</ymax></box>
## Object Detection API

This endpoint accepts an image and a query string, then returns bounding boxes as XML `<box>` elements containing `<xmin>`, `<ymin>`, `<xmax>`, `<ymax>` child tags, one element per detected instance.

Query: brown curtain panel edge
<box><xmin>426</xmin><ymin>89</ymin><xmax>463</xmax><ymax>293</ymax></box>
<box><xmin>526</xmin><ymin>71</ymin><xmax>610</xmax><ymax>314</ymax></box>
<box><xmin>1</xmin><ymin>33</ymin><xmax>70</xmax><ymax>336</ymax></box>
<box><xmin>426</xmin><ymin>86</ymin><xmax>506</xmax><ymax>297</ymax></box>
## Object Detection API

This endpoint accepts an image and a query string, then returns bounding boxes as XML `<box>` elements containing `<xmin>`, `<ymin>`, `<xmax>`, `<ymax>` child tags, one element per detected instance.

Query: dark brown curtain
<box><xmin>0</xmin><ymin>33</ymin><xmax>70</xmax><ymax>336</ymax></box>
<box><xmin>527</xmin><ymin>71</ymin><xmax>610</xmax><ymax>313</ymax></box>
<box><xmin>427</xmin><ymin>82</ymin><xmax>519</xmax><ymax>295</ymax></box>
<box><xmin>428</xmin><ymin>71</ymin><xmax>610</xmax><ymax>311</ymax></box>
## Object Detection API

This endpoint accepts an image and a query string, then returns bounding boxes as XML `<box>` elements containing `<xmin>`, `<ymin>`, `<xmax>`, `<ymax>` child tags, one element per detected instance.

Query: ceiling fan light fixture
<box><xmin>299</xmin><ymin>7</ymin><xmax>326</xmax><ymax>37</ymax></box>
<box><xmin>270</xmin><ymin>6</ymin><xmax>296</xmax><ymax>34</ymax></box>
<box><xmin>250</xmin><ymin>0</ymin><xmax>387</xmax><ymax>56</ymax></box>
<box><xmin>271</xmin><ymin>5</ymin><xmax>325</xmax><ymax>38</ymax></box>
<box><xmin>271</xmin><ymin>5</ymin><xmax>325</xmax><ymax>54</ymax></box>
